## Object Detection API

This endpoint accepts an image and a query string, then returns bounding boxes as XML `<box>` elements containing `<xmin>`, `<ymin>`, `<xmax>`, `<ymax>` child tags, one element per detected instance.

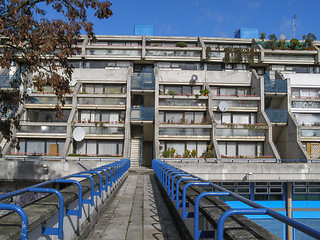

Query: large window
<box><xmin>160</xmin><ymin>141</ymin><xmax>209</xmax><ymax>156</ymax></box>
<box><xmin>16</xmin><ymin>139</ymin><xmax>65</xmax><ymax>155</ymax></box>
<box><xmin>26</xmin><ymin>110</ymin><xmax>70</xmax><ymax>122</ymax></box>
<box><xmin>215</xmin><ymin>113</ymin><xmax>256</xmax><ymax>124</ymax></box>
<box><xmin>160</xmin><ymin>85</ymin><xmax>201</xmax><ymax>95</ymax></box>
<box><xmin>73</xmin><ymin>140</ymin><xmax>123</xmax><ymax>156</ymax></box>
<box><xmin>254</xmin><ymin>182</ymin><xmax>283</xmax><ymax>201</ymax></box>
<box><xmin>218</xmin><ymin>141</ymin><xmax>263</xmax><ymax>157</ymax></box>
<box><xmin>78</xmin><ymin>110</ymin><xmax>125</xmax><ymax>123</ymax></box>
<box><xmin>81</xmin><ymin>84</ymin><xmax>126</xmax><ymax>94</ymax></box>
<box><xmin>294</xmin><ymin>182</ymin><xmax>320</xmax><ymax>200</ymax></box>
<box><xmin>211</xmin><ymin>86</ymin><xmax>251</xmax><ymax>96</ymax></box>
<box><xmin>292</xmin><ymin>88</ymin><xmax>320</xmax><ymax>98</ymax></box>
<box><xmin>159</xmin><ymin>111</ymin><xmax>205</xmax><ymax>124</ymax></box>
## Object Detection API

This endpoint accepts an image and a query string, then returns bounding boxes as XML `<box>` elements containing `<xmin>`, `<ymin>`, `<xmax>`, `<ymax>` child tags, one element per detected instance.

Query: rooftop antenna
<box><xmin>292</xmin><ymin>14</ymin><xmax>297</xmax><ymax>38</ymax></box>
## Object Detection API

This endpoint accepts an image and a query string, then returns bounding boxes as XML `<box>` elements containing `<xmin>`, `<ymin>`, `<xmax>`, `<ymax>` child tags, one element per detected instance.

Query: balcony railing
<box><xmin>212</xmin><ymin>100</ymin><xmax>258</xmax><ymax>108</ymax></box>
<box><xmin>265</xmin><ymin>109</ymin><xmax>288</xmax><ymax>123</ymax></box>
<box><xmin>78</xmin><ymin>97</ymin><xmax>125</xmax><ymax>105</ymax></box>
<box><xmin>81</xmin><ymin>126</ymin><xmax>124</xmax><ymax>135</ymax></box>
<box><xmin>26</xmin><ymin>96</ymin><xmax>72</xmax><ymax>105</ymax></box>
<box><xmin>159</xmin><ymin>128</ymin><xmax>211</xmax><ymax>136</ymax></box>
<box><xmin>264</xmin><ymin>75</ymin><xmax>287</xmax><ymax>93</ymax></box>
<box><xmin>19</xmin><ymin>126</ymin><xmax>67</xmax><ymax>134</ymax></box>
<box><xmin>131</xmin><ymin>69</ymin><xmax>155</xmax><ymax>90</ymax></box>
<box><xmin>160</xmin><ymin>99</ymin><xmax>206</xmax><ymax>107</ymax></box>
<box><xmin>216</xmin><ymin>128</ymin><xmax>265</xmax><ymax>137</ymax></box>
<box><xmin>131</xmin><ymin>107</ymin><xmax>154</xmax><ymax>121</ymax></box>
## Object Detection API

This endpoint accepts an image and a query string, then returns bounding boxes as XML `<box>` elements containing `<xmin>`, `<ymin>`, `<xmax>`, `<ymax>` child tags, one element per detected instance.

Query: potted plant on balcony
<box><xmin>191</xmin><ymin>149</ymin><xmax>197</xmax><ymax>158</ymax></box>
<box><xmin>162</xmin><ymin>150</ymin><xmax>171</xmax><ymax>158</ymax></box>
<box><xmin>167</xmin><ymin>90</ymin><xmax>175</xmax><ymax>98</ymax></box>
<box><xmin>170</xmin><ymin>148</ymin><xmax>176</xmax><ymax>157</ymax></box>
<box><xmin>200</xmin><ymin>88</ymin><xmax>210</xmax><ymax>96</ymax></box>
<box><xmin>184</xmin><ymin>149</ymin><xmax>191</xmax><ymax>158</ymax></box>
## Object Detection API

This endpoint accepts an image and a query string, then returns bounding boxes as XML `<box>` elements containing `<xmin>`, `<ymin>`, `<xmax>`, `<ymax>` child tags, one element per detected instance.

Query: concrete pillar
<box><xmin>286</xmin><ymin>182</ymin><xmax>293</xmax><ymax>240</ymax></box>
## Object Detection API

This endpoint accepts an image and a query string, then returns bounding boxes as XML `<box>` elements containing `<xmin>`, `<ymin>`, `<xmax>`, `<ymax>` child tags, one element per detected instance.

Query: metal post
<box><xmin>286</xmin><ymin>182</ymin><xmax>293</xmax><ymax>240</ymax></box>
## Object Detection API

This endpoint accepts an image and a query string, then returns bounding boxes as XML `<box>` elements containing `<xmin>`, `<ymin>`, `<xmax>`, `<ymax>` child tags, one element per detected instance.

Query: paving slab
<box><xmin>86</xmin><ymin>172</ymin><xmax>181</xmax><ymax>240</ymax></box>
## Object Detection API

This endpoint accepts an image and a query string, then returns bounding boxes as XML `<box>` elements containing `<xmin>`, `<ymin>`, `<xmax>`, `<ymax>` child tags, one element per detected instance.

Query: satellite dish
<box><xmin>73</xmin><ymin>127</ymin><xmax>85</xmax><ymax>141</ymax></box>
<box><xmin>70</xmin><ymin>79</ymin><xmax>77</xmax><ymax>86</ymax></box>
<box><xmin>218</xmin><ymin>101</ymin><xmax>229</xmax><ymax>112</ymax></box>
<box><xmin>191</xmin><ymin>74</ymin><xmax>198</xmax><ymax>81</ymax></box>
<box><xmin>27</xmin><ymin>88</ymin><xmax>32</xmax><ymax>94</ymax></box>
<box><xmin>280</xmin><ymin>34</ymin><xmax>286</xmax><ymax>41</ymax></box>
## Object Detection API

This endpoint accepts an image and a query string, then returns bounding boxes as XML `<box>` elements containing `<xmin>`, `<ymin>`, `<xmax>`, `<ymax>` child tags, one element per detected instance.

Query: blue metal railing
<box><xmin>131</xmin><ymin>69</ymin><xmax>155</xmax><ymax>90</ymax></box>
<box><xmin>0</xmin><ymin>159</ymin><xmax>130</xmax><ymax>239</ymax></box>
<box><xmin>265</xmin><ymin>109</ymin><xmax>288</xmax><ymax>123</ymax></box>
<box><xmin>152</xmin><ymin>159</ymin><xmax>320</xmax><ymax>240</ymax></box>
<box><xmin>264</xmin><ymin>74</ymin><xmax>287</xmax><ymax>93</ymax></box>
<box><xmin>131</xmin><ymin>106</ymin><xmax>154</xmax><ymax>121</ymax></box>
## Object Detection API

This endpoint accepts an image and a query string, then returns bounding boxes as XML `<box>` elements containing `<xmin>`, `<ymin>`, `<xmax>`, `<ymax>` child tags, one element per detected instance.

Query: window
<box><xmin>73</xmin><ymin>140</ymin><xmax>123</xmax><ymax>156</ymax></box>
<box><xmin>16</xmin><ymin>139</ymin><xmax>65</xmax><ymax>155</ymax></box>
<box><xmin>219</xmin><ymin>142</ymin><xmax>263</xmax><ymax>157</ymax></box>
<box><xmin>211</xmin><ymin>86</ymin><xmax>251</xmax><ymax>96</ymax></box>
<box><xmin>214</xmin><ymin>113</ymin><xmax>256</xmax><ymax>124</ymax></box>
<box><xmin>82</xmin><ymin>84</ymin><xmax>126</xmax><ymax>94</ymax></box>
<box><xmin>294</xmin><ymin>182</ymin><xmax>320</xmax><ymax>200</ymax></box>
<box><xmin>160</xmin><ymin>141</ymin><xmax>210</xmax><ymax>156</ymax></box>
<box><xmin>79</xmin><ymin>110</ymin><xmax>125</xmax><ymax>122</ymax></box>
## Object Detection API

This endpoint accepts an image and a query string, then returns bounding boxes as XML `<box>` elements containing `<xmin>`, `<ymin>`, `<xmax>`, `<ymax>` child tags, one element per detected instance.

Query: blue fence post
<box><xmin>176</xmin><ymin>177</ymin><xmax>198</xmax><ymax>209</ymax></box>
<box><xmin>182</xmin><ymin>182</ymin><xmax>211</xmax><ymax>220</ymax></box>
<box><xmin>71</xmin><ymin>174</ymin><xmax>95</xmax><ymax>206</ymax></box>
<box><xmin>194</xmin><ymin>192</ymin><xmax>230</xmax><ymax>240</ymax></box>
<box><xmin>55</xmin><ymin>179</ymin><xmax>83</xmax><ymax>218</ymax></box>
<box><xmin>171</xmin><ymin>174</ymin><xmax>191</xmax><ymax>201</ymax></box>
<box><xmin>28</xmin><ymin>188</ymin><xmax>64</xmax><ymax>239</ymax></box>
<box><xmin>82</xmin><ymin>171</ymin><xmax>102</xmax><ymax>198</ymax></box>
<box><xmin>0</xmin><ymin>204</ymin><xmax>28</xmax><ymax>240</ymax></box>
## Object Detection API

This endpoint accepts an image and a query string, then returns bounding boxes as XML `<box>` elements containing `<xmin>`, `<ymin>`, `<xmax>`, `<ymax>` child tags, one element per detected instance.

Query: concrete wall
<box><xmin>158</xmin><ymin>69</ymin><xmax>206</xmax><ymax>84</ymax></box>
<box><xmin>170</xmin><ymin>161</ymin><xmax>320</xmax><ymax>181</ymax></box>
<box><xmin>206</xmin><ymin>70</ymin><xmax>252</xmax><ymax>85</ymax></box>
<box><xmin>157</xmin><ymin>69</ymin><xmax>252</xmax><ymax>85</ymax></box>
<box><xmin>0</xmin><ymin>160</ymin><xmax>118</xmax><ymax>181</ymax></box>
<box><xmin>72</xmin><ymin>68</ymin><xmax>128</xmax><ymax>82</ymax></box>
<box><xmin>283</xmin><ymin>73</ymin><xmax>320</xmax><ymax>87</ymax></box>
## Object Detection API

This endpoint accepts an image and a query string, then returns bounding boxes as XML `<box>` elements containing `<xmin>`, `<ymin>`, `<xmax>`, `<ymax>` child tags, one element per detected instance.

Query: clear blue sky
<box><xmin>87</xmin><ymin>0</ymin><xmax>320</xmax><ymax>40</ymax></box>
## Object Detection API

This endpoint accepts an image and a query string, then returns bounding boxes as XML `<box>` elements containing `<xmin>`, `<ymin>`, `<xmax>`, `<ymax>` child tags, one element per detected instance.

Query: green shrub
<box><xmin>170</xmin><ymin>148</ymin><xmax>176</xmax><ymax>157</ymax></box>
<box><xmin>175</xmin><ymin>42</ymin><xmax>187</xmax><ymax>47</ymax></box>
<box><xmin>184</xmin><ymin>149</ymin><xmax>190</xmax><ymax>158</ymax></box>
<box><xmin>162</xmin><ymin>150</ymin><xmax>171</xmax><ymax>158</ymax></box>
<box><xmin>191</xmin><ymin>149</ymin><xmax>197</xmax><ymax>158</ymax></box>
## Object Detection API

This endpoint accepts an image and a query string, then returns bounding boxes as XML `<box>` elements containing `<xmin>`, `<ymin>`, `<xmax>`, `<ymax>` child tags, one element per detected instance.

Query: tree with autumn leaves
<box><xmin>0</xmin><ymin>0</ymin><xmax>112</xmax><ymax>145</ymax></box>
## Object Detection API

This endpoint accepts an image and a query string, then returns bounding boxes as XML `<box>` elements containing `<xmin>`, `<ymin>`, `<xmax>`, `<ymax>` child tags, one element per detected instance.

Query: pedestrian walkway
<box><xmin>86</xmin><ymin>171</ymin><xmax>181</xmax><ymax>240</ymax></box>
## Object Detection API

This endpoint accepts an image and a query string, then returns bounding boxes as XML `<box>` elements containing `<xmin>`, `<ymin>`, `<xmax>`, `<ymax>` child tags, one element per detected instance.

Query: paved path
<box><xmin>86</xmin><ymin>172</ymin><xmax>181</xmax><ymax>240</ymax></box>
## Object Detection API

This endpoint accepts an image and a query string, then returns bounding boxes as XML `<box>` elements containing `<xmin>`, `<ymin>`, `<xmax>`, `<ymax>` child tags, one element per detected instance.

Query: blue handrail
<box><xmin>0</xmin><ymin>204</ymin><xmax>28</xmax><ymax>240</ymax></box>
<box><xmin>217</xmin><ymin>208</ymin><xmax>267</xmax><ymax>240</ymax></box>
<box><xmin>28</xmin><ymin>188</ymin><xmax>64</xmax><ymax>239</ymax></box>
<box><xmin>0</xmin><ymin>159</ymin><xmax>130</xmax><ymax>239</ymax></box>
<box><xmin>152</xmin><ymin>159</ymin><xmax>320</xmax><ymax>240</ymax></box>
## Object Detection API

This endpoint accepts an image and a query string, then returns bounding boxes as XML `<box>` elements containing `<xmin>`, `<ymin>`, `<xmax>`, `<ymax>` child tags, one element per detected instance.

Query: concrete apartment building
<box><xmin>2</xmin><ymin>31</ymin><xmax>320</xmax><ymax>238</ymax></box>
